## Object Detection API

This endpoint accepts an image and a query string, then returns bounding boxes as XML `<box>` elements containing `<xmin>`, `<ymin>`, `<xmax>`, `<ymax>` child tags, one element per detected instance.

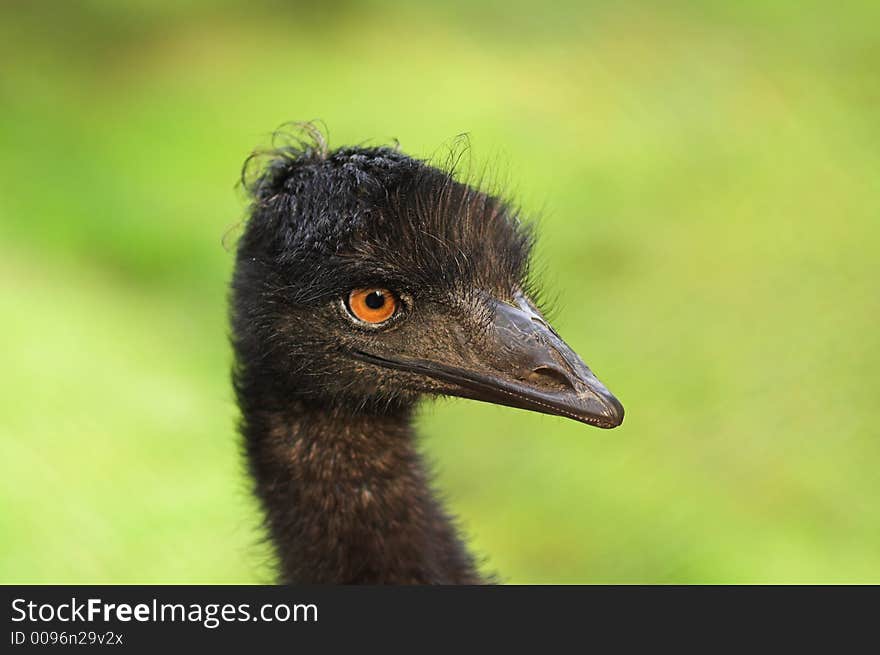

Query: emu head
<box><xmin>231</xmin><ymin>136</ymin><xmax>623</xmax><ymax>428</ymax></box>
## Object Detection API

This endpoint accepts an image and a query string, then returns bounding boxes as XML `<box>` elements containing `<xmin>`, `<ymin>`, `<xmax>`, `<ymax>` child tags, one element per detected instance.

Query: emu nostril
<box><xmin>526</xmin><ymin>365</ymin><xmax>575</xmax><ymax>392</ymax></box>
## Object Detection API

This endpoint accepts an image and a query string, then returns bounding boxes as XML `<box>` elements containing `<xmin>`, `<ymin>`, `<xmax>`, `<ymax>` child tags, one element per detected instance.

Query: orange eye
<box><xmin>347</xmin><ymin>288</ymin><xmax>398</xmax><ymax>324</ymax></box>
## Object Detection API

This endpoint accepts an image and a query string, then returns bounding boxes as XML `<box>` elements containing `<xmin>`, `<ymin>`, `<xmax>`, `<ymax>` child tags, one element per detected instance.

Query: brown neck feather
<box><xmin>243</xmin><ymin>401</ymin><xmax>482</xmax><ymax>584</ymax></box>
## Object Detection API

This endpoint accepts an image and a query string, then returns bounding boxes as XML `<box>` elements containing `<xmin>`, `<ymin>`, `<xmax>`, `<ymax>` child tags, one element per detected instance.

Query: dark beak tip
<box><xmin>601</xmin><ymin>407</ymin><xmax>625</xmax><ymax>429</ymax></box>
<box><xmin>593</xmin><ymin>393</ymin><xmax>624</xmax><ymax>429</ymax></box>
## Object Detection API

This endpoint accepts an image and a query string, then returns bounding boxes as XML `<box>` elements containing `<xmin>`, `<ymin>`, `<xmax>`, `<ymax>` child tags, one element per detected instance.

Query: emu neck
<box><xmin>245</xmin><ymin>401</ymin><xmax>481</xmax><ymax>584</ymax></box>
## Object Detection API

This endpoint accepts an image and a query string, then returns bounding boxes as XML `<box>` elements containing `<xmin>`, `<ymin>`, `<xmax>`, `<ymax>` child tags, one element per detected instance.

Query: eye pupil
<box><xmin>365</xmin><ymin>291</ymin><xmax>385</xmax><ymax>310</ymax></box>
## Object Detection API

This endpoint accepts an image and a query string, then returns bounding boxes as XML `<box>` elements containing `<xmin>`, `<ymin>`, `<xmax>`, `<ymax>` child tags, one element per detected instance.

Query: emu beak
<box><xmin>444</xmin><ymin>294</ymin><xmax>624</xmax><ymax>428</ymax></box>
<box><xmin>356</xmin><ymin>294</ymin><xmax>624</xmax><ymax>429</ymax></box>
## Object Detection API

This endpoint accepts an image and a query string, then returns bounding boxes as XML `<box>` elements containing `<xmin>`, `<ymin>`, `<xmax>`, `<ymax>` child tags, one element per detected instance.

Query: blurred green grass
<box><xmin>1</xmin><ymin>0</ymin><xmax>878</xmax><ymax>583</ymax></box>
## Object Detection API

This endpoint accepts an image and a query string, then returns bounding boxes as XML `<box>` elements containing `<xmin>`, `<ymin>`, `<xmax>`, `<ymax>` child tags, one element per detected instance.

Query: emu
<box><xmin>230</xmin><ymin>128</ymin><xmax>624</xmax><ymax>584</ymax></box>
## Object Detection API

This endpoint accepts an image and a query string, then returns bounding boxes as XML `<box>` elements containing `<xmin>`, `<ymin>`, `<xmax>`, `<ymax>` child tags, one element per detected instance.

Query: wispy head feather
<box><xmin>236</xmin><ymin>123</ymin><xmax>535</xmax><ymax>307</ymax></box>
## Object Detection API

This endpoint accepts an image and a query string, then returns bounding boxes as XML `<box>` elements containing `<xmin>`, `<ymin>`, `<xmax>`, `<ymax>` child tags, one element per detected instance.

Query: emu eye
<box><xmin>347</xmin><ymin>288</ymin><xmax>399</xmax><ymax>325</ymax></box>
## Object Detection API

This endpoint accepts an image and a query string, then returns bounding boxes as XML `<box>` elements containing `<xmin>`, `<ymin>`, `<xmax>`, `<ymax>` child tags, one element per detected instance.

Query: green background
<box><xmin>1</xmin><ymin>1</ymin><xmax>878</xmax><ymax>583</ymax></box>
